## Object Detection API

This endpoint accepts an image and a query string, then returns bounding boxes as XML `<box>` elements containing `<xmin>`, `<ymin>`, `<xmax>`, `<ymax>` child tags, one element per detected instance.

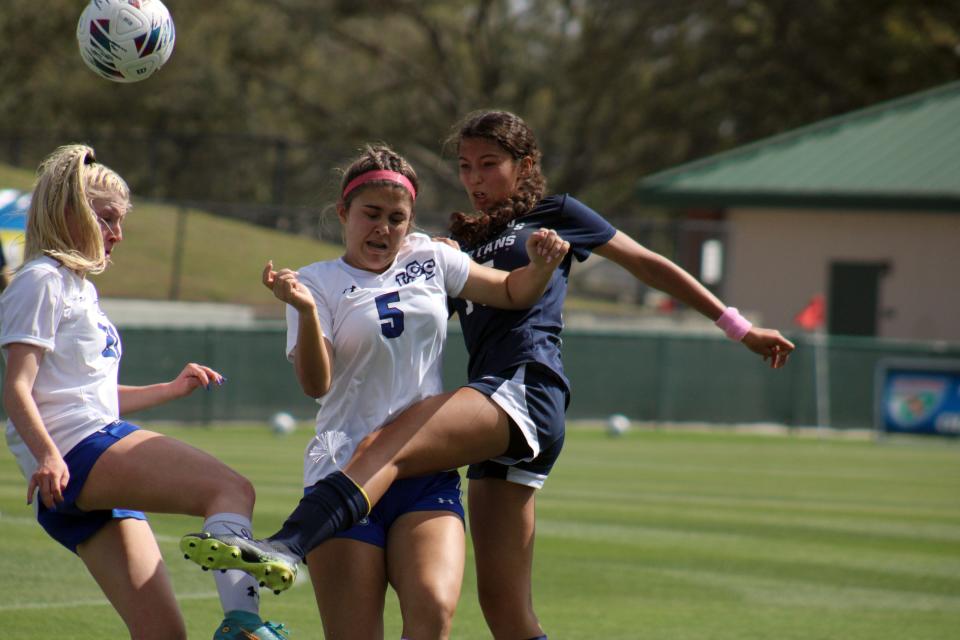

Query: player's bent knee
<box><xmin>213</xmin><ymin>466</ymin><xmax>256</xmax><ymax>501</ymax></box>
<box><xmin>187</xmin><ymin>467</ymin><xmax>256</xmax><ymax>516</ymax></box>
<box><xmin>231</xmin><ymin>472</ymin><xmax>256</xmax><ymax>506</ymax></box>
<box><xmin>402</xmin><ymin>589</ymin><xmax>458</xmax><ymax>637</ymax></box>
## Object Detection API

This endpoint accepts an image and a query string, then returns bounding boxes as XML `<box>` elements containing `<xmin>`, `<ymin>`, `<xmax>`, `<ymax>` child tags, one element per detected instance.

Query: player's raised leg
<box><xmin>179</xmin><ymin>387</ymin><xmax>509</xmax><ymax>588</ymax></box>
<box><xmin>77</xmin><ymin>427</ymin><xmax>288</xmax><ymax>639</ymax></box>
<box><xmin>272</xmin><ymin>387</ymin><xmax>508</xmax><ymax>557</ymax></box>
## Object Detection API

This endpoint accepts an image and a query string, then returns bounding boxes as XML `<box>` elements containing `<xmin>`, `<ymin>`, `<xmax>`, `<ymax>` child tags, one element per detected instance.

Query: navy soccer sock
<box><xmin>267</xmin><ymin>471</ymin><xmax>370</xmax><ymax>559</ymax></box>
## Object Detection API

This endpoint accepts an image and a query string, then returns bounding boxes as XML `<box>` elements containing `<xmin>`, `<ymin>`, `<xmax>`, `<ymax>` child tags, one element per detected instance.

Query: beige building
<box><xmin>637</xmin><ymin>82</ymin><xmax>960</xmax><ymax>342</ymax></box>
<box><xmin>726</xmin><ymin>207</ymin><xmax>958</xmax><ymax>342</ymax></box>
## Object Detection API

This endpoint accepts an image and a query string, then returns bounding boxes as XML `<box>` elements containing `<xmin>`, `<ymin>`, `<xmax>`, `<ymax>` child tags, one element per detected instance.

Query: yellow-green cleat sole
<box><xmin>180</xmin><ymin>532</ymin><xmax>298</xmax><ymax>594</ymax></box>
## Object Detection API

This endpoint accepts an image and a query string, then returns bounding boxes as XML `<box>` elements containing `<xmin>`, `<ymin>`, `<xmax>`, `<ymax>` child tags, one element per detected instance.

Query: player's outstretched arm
<box><xmin>458</xmin><ymin>228</ymin><xmax>570</xmax><ymax>309</ymax></box>
<box><xmin>595</xmin><ymin>230</ymin><xmax>794</xmax><ymax>368</ymax></box>
<box><xmin>118</xmin><ymin>362</ymin><xmax>225</xmax><ymax>414</ymax></box>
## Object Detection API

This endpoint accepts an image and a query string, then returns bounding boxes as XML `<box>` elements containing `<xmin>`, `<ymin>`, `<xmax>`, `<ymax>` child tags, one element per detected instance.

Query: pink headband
<box><xmin>342</xmin><ymin>170</ymin><xmax>417</xmax><ymax>201</ymax></box>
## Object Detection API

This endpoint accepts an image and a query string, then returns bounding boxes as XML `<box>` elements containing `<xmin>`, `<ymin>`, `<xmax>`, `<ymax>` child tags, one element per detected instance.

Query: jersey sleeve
<box><xmin>559</xmin><ymin>195</ymin><xmax>617</xmax><ymax>262</ymax></box>
<box><xmin>284</xmin><ymin>267</ymin><xmax>334</xmax><ymax>362</ymax></box>
<box><xmin>0</xmin><ymin>266</ymin><xmax>63</xmax><ymax>351</ymax></box>
<box><xmin>435</xmin><ymin>241</ymin><xmax>471</xmax><ymax>297</ymax></box>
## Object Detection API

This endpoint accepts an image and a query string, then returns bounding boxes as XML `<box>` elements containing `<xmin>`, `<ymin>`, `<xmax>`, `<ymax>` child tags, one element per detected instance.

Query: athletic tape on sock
<box><xmin>343</xmin><ymin>472</ymin><xmax>372</xmax><ymax>516</ymax></box>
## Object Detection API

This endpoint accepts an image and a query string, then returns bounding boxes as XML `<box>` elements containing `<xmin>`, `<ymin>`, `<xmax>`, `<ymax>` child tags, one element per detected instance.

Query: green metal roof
<box><xmin>636</xmin><ymin>81</ymin><xmax>960</xmax><ymax>211</ymax></box>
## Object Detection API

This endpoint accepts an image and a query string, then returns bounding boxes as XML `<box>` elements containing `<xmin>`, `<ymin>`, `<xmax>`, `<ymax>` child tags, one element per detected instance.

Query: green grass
<box><xmin>90</xmin><ymin>202</ymin><xmax>343</xmax><ymax>309</ymax></box>
<box><xmin>1</xmin><ymin>161</ymin><xmax>344</xmax><ymax>311</ymax></box>
<box><xmin>1</xmin><ymin>424</ymin><xmax>958</xmax><ymax>639</ymax></box>
<box><xmin>0</xmin><ymin>165</ymin><xmax>36</xmax><ymax>191</ymax></box>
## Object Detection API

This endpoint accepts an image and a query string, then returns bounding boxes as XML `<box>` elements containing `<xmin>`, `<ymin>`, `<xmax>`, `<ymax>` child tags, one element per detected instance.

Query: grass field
<box><xmin>1</xmin><ymin>423</ymin><xmax>958</xmax><ymax>639</ymax></box>
<box><xmin>2</xmin><ymin>160</ymin><xmax>345</xmax><ymax>311</ymax></box>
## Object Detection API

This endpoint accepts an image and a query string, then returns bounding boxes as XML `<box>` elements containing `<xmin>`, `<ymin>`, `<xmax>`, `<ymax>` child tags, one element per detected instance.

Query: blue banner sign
<box><xmin>875</xmin><ymin>359</ymin><xmax>960</xmax><ymax>436</ymax></box>
<box><xmin>0</xmin><ymin>188</ymin><xmax>29</xmax><ymax>269</ymax></box>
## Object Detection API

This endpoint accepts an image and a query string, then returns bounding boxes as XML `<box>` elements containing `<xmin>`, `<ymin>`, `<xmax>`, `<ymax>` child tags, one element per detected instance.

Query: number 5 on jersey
<box><xmin>375</xmin><ymin>291</ymin><xmax>404</xmax><ymax>338</ymax></box>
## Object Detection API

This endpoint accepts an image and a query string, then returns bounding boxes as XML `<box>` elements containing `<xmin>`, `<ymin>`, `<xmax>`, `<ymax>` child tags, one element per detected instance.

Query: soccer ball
<box><xmin>77</xmin><ymin>0</ymin><xmax>176</xmax><ymax>83</ymax></box>
<box><xmin>606</xmin><ymin>413</ymin><xmax>631</xmax><ymax>437</ymax></box>
<box><xmin>269</xmin><ymin>412</ymin><xmax>297</xmax><ymax>436</ymax></box>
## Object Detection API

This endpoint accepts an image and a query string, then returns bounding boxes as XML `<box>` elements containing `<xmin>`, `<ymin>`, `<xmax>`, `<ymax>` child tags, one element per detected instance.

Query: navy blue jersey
<box><xmin>449</xmin><ymin>194</ymin><xmax>616</xmax><ymax>387</ymax></box>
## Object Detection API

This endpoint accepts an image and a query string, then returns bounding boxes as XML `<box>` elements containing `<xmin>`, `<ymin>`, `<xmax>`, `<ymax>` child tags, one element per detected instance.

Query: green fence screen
<box><xmin>41</xmin><ymin>326</ymin><xmax>951</xmax><ymax>430</ymax></box>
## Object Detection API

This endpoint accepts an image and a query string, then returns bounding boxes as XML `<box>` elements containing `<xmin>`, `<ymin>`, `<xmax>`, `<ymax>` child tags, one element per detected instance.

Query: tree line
<box><xmin>2</xmin><ymin>0</ymin><xmax>957</xmax><ymax>233</ymax></box>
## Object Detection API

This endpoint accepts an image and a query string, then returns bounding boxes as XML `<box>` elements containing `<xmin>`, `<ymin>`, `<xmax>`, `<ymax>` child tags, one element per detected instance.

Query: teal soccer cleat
<box><xmin>213</xmin><ymin>610</ymin><xmax>290</xmax><ymax>639</ymax></box>
<box><xmin>180</xmin><ymin>532</ymin><xmax>299</xmax><ymax>594</ymax></box>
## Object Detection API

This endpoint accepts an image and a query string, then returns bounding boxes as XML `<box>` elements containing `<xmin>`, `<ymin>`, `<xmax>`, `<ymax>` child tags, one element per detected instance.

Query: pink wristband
<box><xmin>716</xmin><ymin>307</ymin><xmax>752</xmax><ymax>341</ymax></box>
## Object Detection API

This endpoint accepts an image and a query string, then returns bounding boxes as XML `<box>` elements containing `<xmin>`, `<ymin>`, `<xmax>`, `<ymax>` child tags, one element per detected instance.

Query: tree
<box><xmin>1</xmin><ymin>0</ymin><xmax>957</xmax><ymax>232</ymax></box>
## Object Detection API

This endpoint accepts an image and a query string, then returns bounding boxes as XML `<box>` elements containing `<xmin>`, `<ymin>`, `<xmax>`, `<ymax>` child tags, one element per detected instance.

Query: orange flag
<box><xmin>794</xmin><ymin>295</ymin><xmax>825</xmax><ymax>331</ymax></box>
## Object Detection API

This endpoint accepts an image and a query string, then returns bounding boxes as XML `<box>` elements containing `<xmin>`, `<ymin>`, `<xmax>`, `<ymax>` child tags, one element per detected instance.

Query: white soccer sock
<box><xmin>203</xmin><ymin>513</ymin><xmax>261</xmax><ymax>616</ymax></box>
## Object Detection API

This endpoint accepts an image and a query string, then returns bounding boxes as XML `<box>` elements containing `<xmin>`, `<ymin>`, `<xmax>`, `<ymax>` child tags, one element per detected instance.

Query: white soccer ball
<box><xmin>77</xmin><ymin>0</ymin><xmax>176</xmax><ymax>83</ymax></box>
<box><xmin>606</xmin><ymin>413</ymin><xmax>631</xmax><ymax>437</ymax></box>
<box><xmin>269</xmin><ymin>412</ymin><xmax>297</xmax><ymax>436</ymax></box>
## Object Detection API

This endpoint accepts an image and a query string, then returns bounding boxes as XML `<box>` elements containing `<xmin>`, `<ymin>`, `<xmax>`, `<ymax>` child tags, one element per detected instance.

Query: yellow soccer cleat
<box><xmin>180</xmin><ymin>532</ymin><xmax>298</xmax><ymax>594</ymax></box>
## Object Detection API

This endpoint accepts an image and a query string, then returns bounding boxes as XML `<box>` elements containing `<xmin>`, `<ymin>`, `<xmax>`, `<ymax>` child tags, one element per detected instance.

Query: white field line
<box><xmin>0</xmin><ymin>591</ymin><xmax>218</xmax><ymax>612</ymax></box>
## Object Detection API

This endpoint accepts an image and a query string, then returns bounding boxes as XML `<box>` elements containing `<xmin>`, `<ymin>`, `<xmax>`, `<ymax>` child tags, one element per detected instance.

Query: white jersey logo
<box><xmin>394</xmin><ymin>258</ymin><xmax>436</xmax><ymax>286</ymax></box>
<box><xmin>309</xmin><ymin>430</ymin><xmax>352</xmax><ymax>469</ymax></box>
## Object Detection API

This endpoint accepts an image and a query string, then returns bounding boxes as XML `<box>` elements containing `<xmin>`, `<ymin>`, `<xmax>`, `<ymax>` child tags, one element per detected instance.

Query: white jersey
<box><xmin>286</xmin><ymin>233</ymin><xmax>470</xmax><ymax>486</ymax></box>
<box><xmin>1</xmin><ymin>257</ymin><xmax>121</xmax><ymax>479</ymax></box>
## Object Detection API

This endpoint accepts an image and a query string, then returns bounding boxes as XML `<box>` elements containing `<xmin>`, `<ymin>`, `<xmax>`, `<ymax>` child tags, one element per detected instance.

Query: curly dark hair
<box><xmin>448</xmin><ymin>110</ymin><xmax>547</xmax><ymax>246</ymax></box>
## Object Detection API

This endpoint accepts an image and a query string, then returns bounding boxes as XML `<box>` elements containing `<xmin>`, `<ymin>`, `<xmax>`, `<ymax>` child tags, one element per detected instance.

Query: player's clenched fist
<box><xmin>525</xmin><ymin>228</ymin><xmax>570</xmax><ymax>267</ymax></box>
<box><xmin>263</xmin><ymin>260</ymin><xmax>316</xmax><ymax>312</ymax></box>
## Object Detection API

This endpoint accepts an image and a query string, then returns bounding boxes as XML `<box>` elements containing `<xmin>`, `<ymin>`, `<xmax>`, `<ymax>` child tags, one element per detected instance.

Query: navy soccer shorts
<box><xmin>325</xmin><ymin>470</ymin><xmax>464</xmax><ymax>548</ymax></box>
<box><xmin>465</xmin><ymin>363</ymin><xmax>569</xmax><ymax>489</ymax></box>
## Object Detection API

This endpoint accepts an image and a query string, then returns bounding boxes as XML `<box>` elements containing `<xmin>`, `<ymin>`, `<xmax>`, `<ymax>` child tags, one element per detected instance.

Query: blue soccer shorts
<box><xmin>37</xmin><ymin>420</ymin><xmax>147</xmax><ymax>554</ymax></box>
<box><xmin>326</xmin><ymin>470</ymin><xmax>464</xmax><ymax>548</ymax></box>
<box><xmin>465</xmin><ymin>362</ymin><xmax>569</xmax><ymax>489</ymax></box>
